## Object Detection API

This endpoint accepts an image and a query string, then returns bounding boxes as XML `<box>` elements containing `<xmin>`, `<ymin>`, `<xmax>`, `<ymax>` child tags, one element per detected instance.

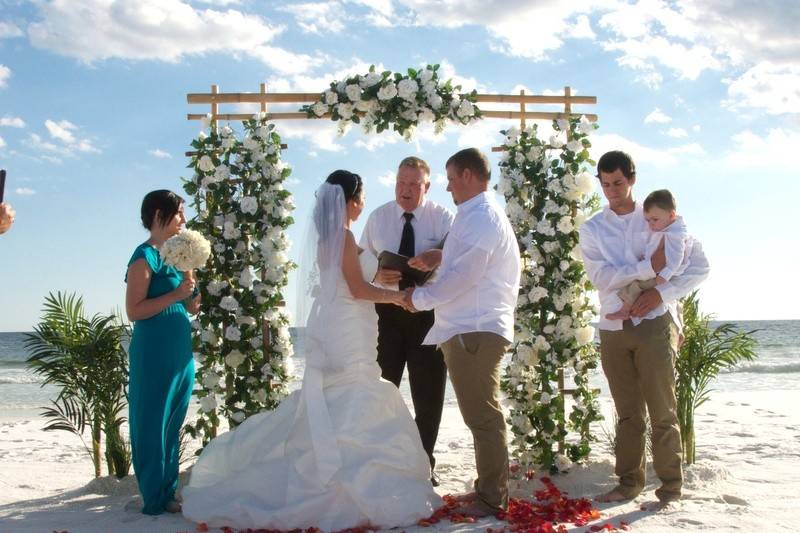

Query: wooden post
<box><xmin>210</xmin><ymin>84</ymin><xmax>219</xmax><ymax>132</ymax></box>
<box><xmin>556</xmin><ymin>86</ymin><xmax>573</xmax><ymax>454</ymax></box>
<box><xmin>519</xmin><ymin>89</ymin><xmax>526</xmax><ymax>130</ymax></box>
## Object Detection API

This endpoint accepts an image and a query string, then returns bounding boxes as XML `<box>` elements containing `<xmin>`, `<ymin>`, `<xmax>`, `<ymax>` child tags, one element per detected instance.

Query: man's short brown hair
<box><xmin>398</xmin><ymin>156</ymin><xmax>430</xmax><ymax>180</ymax></box>
<box><xmin>445</xmin><ymin>148</ymin><xmax>490</xmax><ymax>181</ymax></box>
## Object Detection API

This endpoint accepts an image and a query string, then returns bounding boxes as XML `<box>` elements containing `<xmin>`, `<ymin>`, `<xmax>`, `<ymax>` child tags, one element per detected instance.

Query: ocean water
<box><xmin>1</xmin><ymin>320</ymin><xmax>797</xmax><ymax>419</ymax></box>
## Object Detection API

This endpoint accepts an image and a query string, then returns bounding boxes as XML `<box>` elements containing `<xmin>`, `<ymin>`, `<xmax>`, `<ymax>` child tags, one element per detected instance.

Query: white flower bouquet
<box><xmin>160</xmin><ymin>229</ymin><xmax>211</xmax><ymax>271</ymax></box>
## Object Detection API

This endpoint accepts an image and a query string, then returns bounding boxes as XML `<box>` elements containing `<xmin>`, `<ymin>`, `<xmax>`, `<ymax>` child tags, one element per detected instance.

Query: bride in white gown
<box><xmin>182</xmin><ymin>171</ymin><xmax>442</xmax><ymax>531</ymax></box>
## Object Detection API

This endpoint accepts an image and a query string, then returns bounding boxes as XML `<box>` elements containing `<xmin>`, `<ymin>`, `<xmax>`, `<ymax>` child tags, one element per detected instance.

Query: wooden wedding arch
<box><xmin>185</xmin><ymin>81</ymin><xmax>599</xmax><ymax>460</ymax></box>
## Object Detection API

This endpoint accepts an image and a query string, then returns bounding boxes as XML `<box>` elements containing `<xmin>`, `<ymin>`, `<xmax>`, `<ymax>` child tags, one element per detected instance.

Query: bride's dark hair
<box><xmin>325</xmin><ymin>170</ymin><xmax>363</xmax><ymax>202</ymax></box>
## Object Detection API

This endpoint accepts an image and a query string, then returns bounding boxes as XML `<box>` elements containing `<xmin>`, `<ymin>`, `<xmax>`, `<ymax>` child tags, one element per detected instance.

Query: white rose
<box><xmin>199</xmin><ymin>395</ymin><xmax>217</xmax><ymax>413</ymax></box>
<box><xmin>220</xmin><ymin>295</ymin><xmax>239</xmax><ymax>312</ymax></box>
<box><xmin>557</xmin><ymin>216</ymin><xmax>574</xmax><ymax>234</ymax></box>
<box><xmin>254</xmin><ymin>388</ymin><xmax>268</xmax><ymax>404</ymax></box>
<box><xmin>578</xmin><ymin>115</ymin><xmax>594</xmax><ymax>134</ymax></box>
<box><xmin>456</xmin><ymin>99</ymin><xmax>475</xmax><ymax>118</ymax></box>
<box><xmin>360</xmin><ymin>71</ymin><xmax>383</xmax><ymax>88</ymax></box>
<box><xmin>574</xmin><ymin>325</ymin><xmax>595</xmax><ymax>346</ymax></box>
<box><xmin>214</xmin><ymin>164</ymin><xmax>230</xmax><ymax>182</ymax></box>
<box><xmin>560</xmin><ymin>260</ymin><xmax>570</xmax><ymax>271</ymax></box>
<box><xmin>355</xmin><ymin>99</ymin><xmax>377</xmax><ymax>113</ymax></box>
<box><xmin>255</xmin><ymin>126</ymin><xmax>270</xmax><ymax>140</ymax></box>
<box><xmin>533</xmin><ymin>335</ymin><xmax>551</xmax><ymax>352</ymax></box>
<box><xmin>556</xmin><ymin>118</ymin><xmax>569</xmax><ymax>131</ymax></box>
<box><xmin>202</xmin><ymin>372</ymin><xmax>220</xmax><ymax>389</ymax></box>
<box><xmin>324</xmin><ymin>90</ymin><xmax>338</xmax><ymax>105</ymax></box>
<box><xmin>397</xmin><ymin>78</ymin><xmax>419</xmax><ymax>100</ymax></box>
<box><xmin>555</xmin><ymin>454</ymin><xmax>573</xmax><ymax>471</ymax></box>
<box><xmin>311</xmin><ymin>101</ymin><xmax>328</xmax><ymax>117</ymax></box>
<box><xmin>549</xmin><ymin>135</ymin><xmax>565</xmax><ymax>149</ymax></box>
<box><xmin>540</xmin><ymin>392</ymin><xmax>552</xmax><ymax>404</ymax></box>
<box><xmin>223</xmin><ymin>221</ymin><xmax>241</xmax><ymax>240</ymax></box>
<box><xmin>225</xmin><ymin>349</ymin><xmax>246</xmax><ymax>367</ymax></box>
<box><xmin>337</xmin><ymin>103</ymin><xmax>354</xmax><ymax>120</ymax></box>
<box><xmin>239</xmin><ymin>267</ymin><xmax>256</xmax><ymax>289</ymax></box>
<box><xmin>427</xmin><ymin>93</ymin><xmax>443</xmax><ymax>109</ymax></box>
<box><xmin>243</xmin><ymin>137</ymin><xmax>260</xmax><ymax>152</ymax></box>
<box><xmin>225</xmin><ymin>325</ymin><xmax>241</xmax><ymax>341</ymax></box>
<box><xmin>198</xmin><ymin>155</ymin><xmax>214</xmax><ymax>173</ymax></box>
<box><xmin>200</xmin><ymin>328</ymin><xmax>218</xmax><ymax>345</ymax></box>
<box><xmin>237</xmin><ymin>316</ymin><xmax>257</xmax><ymax>327</ymax></box>
<box><xmin>377</xmin><ymin>82</ymin><xmax>398</xmax><ymax>101</ymax></box>
<box><xmin>566</xmin><ymin>139</ymin><xmax>583</xmax><ymax>153</ymax></box>
<box><xmin>345</xmin><ymin>83</ymin><xmax>361</xmax><ymax>102</ymax></box>
<box><xmin>240</xmin><ymin>196</ymin><xmax>258</xmax><ymax>215</ymax></box>
<box><xmin>575</xmin><ymin>171</ymin><xmax>595</xmax><ymax>196</ymax></box>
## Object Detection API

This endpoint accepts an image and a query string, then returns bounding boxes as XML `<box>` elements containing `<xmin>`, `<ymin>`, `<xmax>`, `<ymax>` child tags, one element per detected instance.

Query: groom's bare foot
<box><xmin>164</xmin><ymin>500</ymin><xmax>182</xmax><ymax>513</ymax></box>
<box><xmin>595</xmin><ymin>489</ymin><xmax>632</xmax><ymax>503</ymax></box>
<box><xmin>450</xmin><ymin>491</ymin><xmax>477</xmax><ymax>502</ymax></box>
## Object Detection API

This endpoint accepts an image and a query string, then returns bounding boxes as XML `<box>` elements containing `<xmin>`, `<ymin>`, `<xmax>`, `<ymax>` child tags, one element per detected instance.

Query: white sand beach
<box><xmin>2</xmin><ymin>388</ymin><xmax>798</xmax><ymax>532</ymax></box>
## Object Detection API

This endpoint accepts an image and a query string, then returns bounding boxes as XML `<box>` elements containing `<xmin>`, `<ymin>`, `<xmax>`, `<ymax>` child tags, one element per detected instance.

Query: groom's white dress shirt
<box><xmin>360</xmin><ymin>198</ymin><xmax>454</xmax><ymax>288</ymax></box>
<box><xmin>412</xmin><ymin>191</ymin><xmax>521</xmax><ymax>345</ymax></box>
<box><xmin>579</xmin><ymin>204</ymin><xmax>710</xmax><ymax>332</ymax></box>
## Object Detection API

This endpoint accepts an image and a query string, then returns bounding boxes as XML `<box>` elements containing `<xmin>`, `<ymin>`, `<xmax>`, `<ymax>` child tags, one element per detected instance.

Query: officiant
<box><xmin>360</xmin><ymin>156</ymin><xmax>454</xmax><ymax>485</ymax></box>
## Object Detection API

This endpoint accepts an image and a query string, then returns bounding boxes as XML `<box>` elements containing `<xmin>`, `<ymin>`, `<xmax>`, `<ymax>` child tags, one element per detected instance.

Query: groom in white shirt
<box><xmin>404</xmin><ymin>148</ymin><xmax>521</xmax><ymax>517</ymax></box>
<box><xmin>360</xmin><ymin>156</ymin><xmax>454</xmax><ymax>485</ymax></box>
<box><xmin>579</xmin><ymin>150</ymin><xmax>710</xmax><ymax>506</ymax></box>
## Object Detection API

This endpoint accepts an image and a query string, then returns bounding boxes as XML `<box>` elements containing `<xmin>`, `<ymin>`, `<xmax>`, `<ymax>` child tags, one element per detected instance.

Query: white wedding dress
<box><xmin>182</xmin><ymin>252</ymin><xmax>442</xmax><ymax>531</ymax></box>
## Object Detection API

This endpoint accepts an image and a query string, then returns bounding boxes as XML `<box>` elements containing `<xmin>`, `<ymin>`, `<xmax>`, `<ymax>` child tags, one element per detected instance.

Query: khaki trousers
<box><xmin>599</xmin><ymin>312</ymin><xmax>682</xmax><ymax>501</ymax></box>
<box><xmin>440</xmin><ymin>331</ymin><xmax>510</xmax><ymax>510</ymax></box>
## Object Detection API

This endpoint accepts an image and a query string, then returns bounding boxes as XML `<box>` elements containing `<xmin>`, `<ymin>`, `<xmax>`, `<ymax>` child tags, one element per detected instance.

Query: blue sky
<box><xmin>1</xmin><ymin>0</ymin><xmax>798</xmax><ymax>331</ymax></box>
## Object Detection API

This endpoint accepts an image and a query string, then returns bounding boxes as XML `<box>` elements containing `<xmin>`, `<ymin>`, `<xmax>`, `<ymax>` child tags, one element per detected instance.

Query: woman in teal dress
<box><xmin>125</xmin><ymin>190</ymin><xmax>200</xmax><ymax>515</ymax></box>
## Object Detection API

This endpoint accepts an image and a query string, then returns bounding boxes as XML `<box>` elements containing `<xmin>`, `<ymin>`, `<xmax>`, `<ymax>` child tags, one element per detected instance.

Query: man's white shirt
<box><xmin>412</xmin><ymin>191</ymin><xmax>521</xmax><ymax>345</ymax></box>
<box><xmin>649</xmin><ymin>216</ymin><xmax>692</xmax><ymax>281</ymax></box>
<box><xmin>579</xmin><ymin>204</ymin><xmax>710</xmax><ymax>331</ymax></box>
<box><xmin>360</xmin><ymin>198</ymin><xmax>454</xmax><ymax>289</ymax></box>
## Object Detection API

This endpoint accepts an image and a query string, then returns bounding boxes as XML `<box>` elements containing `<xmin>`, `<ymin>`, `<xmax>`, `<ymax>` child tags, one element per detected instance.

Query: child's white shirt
<box><xmin>645</xmin><ymin>216</ymin><xmax>693</xmax><ymax>281</ymax></box>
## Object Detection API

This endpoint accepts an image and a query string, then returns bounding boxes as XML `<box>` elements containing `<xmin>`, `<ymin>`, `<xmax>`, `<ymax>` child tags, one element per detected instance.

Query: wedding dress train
<box><xmin>182</xmin><ymin>252</ymin><xmax>442</xmax><ymax>531</ymax></box>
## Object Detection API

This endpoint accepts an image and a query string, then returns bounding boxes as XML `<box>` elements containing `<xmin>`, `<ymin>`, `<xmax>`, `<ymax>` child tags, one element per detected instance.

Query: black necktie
<box><xmin>398</xmin><ymin>212</ymin><xmax>415</xmax><ymax>289</ymax></box>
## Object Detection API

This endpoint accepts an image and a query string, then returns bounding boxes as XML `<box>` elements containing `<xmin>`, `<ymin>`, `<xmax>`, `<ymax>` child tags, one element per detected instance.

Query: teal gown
<box><xmin>126</xmin><ymin>243</ymin><xmax>195</xmax><ymax>515</ymax></box>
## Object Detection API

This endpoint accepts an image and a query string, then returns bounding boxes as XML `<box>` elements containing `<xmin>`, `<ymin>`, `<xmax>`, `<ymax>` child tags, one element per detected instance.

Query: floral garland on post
<box><xmin>301</xmin><ymin>64</ymin><xmax>481</xmax><ymax>139</ymax></box>
<box><xmin>498</xmin><ymin>116</ymin><xmax>602</xmax><ymax>472</ymax></box>
<box><xmin>183</xmin><ymin>115</ymin><xmax>296</xmax><ymax>445</ymax></box>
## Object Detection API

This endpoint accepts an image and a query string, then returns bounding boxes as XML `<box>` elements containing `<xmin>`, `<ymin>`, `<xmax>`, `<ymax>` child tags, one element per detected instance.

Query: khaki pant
<box><xmin>599</xmin><ymin>313</ymin><xmax>682</xmax><ymax>501</ymax></box>
<box><xmin>618</xmin><ymin>278</ymin><xmax>658</xmax><ymax>306</ymax></box>
<box><xmin>440</xmin><ymin>331</ymin><xmax>510</xmax><ymax>510</ymax></box>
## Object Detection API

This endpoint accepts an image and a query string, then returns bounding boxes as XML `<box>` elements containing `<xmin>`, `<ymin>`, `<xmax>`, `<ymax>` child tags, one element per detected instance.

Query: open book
<box><xmin>376</xmin><ymin>250</ymin><xmax>436</xmax><ymax>286</ymax></box>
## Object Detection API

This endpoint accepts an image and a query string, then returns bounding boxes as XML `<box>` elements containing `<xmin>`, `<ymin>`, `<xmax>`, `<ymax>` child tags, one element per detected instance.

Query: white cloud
<box><xmin>603</xmin><ymin>36</ymin><xmax>722</xmax><ymax>85</ymax></box>
<box><xmin>15</xmin><ymin>187</ymin><xmax>35</xmax><ymax>196</ymax></box>
<box><xmin>0</xmin><ymin>64</ymin><xmax>10</xmax><ymax>88</ymax></box>
<box><xmin>692</xmin><ymin>124</ymin><xmax>701</xmax><ymax>132</ymax></box>
<box><xmin>668</xmin><ymin>142</ymin><xmax>705</xmax><ymax>155</ymax></box>
<box><xmin>588</xmin><ymin>132</ymin><xmax>679</xmax><ymax>169</ymax></box>
<box><xmin>27</xmin><ymin>121</ymin><xmax>100</xmax><ymax>157</ymax></box>
<box><xmin>0</xmin><ymin>135</ymin><xmax>5</xmax><ymax>148</ymax></box>
<box><xmin>666</xmin><ymin>127</ymin><xmax>687</xmax><ymax>138</ymax></box>
<box><xmin>194</xmin><ymin>0</ymin><xmax>241</xmax><ymax>5</ymax></box>
<box><xmin>725</xmin><ymin>127</ymin><xmax>800</xmax><ymax>167</ymax></box>
<box><xmin>277</xmin><ymin>120</ymin><xmax>345</xmax><ymax>152</ymax></box>
<box><xmin>248</xmin><ymin>46</ymin><xmax>326</xmax><ymax>75</ymax></box>
<box><xmin>0</xmin><ymin>22</ymin><xmax>24</xmax><ymax>39</ymax></box>
<box><xmin>45</xmin><ymin>119</ymin><xmax>76</xmax><ymax>144</ymax></box>
<box><xmin>723</xmin><ymin>63</ymin><xmax>800</xmax><ymax>115</ymax></box>
<box><xmin>281</xmin><ymin>2</ymin><xmax>346</xmax><ymax>33</ymax></box>
<box><xmin>28</xmin><ymin>0</ymin><xmax>284</xmax><ymax>63</ymax></box>
<box><xmin>149</xmin><ymin>148</ymin><xmax>172</xmax><ymax>158</ymax></box>
<box><xmin>376</xmin><ymin>170</ymin><xmax>395</xmax><ymax>187</ymax></box>
<box><xmin>432</xmin><ymin>172</ymin><xmax>446</xmax><ymax>185</ymax></box>
<box><xmin>0</xmin><ymin>116</ymin><xmax>25</xmax><ymax>128</ymax></box>
<box><xmin>644</xmin><ymin>108</ymin><xmax>672</xmax><ymax>124</ymax></box>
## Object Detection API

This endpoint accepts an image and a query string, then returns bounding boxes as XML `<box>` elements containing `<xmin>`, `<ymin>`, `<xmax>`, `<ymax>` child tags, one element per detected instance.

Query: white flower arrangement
<box><xmin>160</xmin><ymin>229</ymin><xmax>211</xmax><ymax>271</ymax></box>
<box><xmin>498</xmin><ymin>115</ymin><xmax>602</xmax><ymax>473</ymax></box>
<box><xmin>302</xmin><ymin>64</ymin><xmax>481</xmax><ymax>139</ymax></box>
<box><xmin>184</xmin><ymin>116</ymin><xmax>296</xmax><ymax>446</ymax></box>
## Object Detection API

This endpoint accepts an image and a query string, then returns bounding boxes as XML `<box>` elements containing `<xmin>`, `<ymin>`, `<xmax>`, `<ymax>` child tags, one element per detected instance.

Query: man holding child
<box><xmin>579</xmin><ymin>150</ymin><xmax>710</xmax><ymax>506</ymax></box>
